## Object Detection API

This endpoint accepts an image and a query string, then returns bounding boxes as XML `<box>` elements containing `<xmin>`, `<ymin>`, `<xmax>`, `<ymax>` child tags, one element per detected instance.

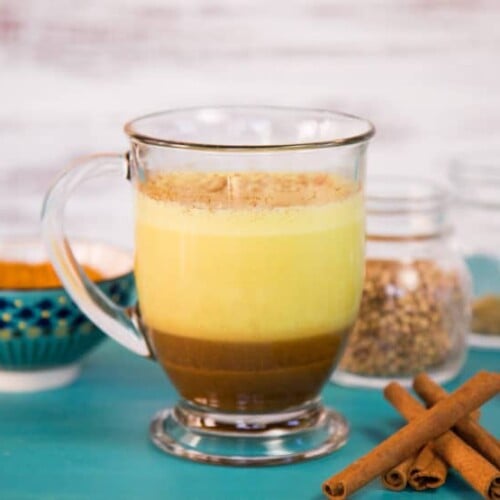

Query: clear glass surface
<box><xmin>334</xmin><ymin>177</ymin><xmax>470</xmax><ymax>388</ymax></box>
<box><xmin>449</xmin><ymin>156</ymin><xmax>500</xmax><ymax>349</ymax></box>
<box><xmin>43</xmin><ymin>106</ymin><xmax>374</xmax><ymax>464</ymax></box>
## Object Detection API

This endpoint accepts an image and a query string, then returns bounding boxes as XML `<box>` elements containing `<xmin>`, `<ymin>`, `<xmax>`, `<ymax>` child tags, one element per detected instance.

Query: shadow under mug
<box><xmin>42</xmin><ymin>106</ymin><xmax>374</xmax><ymax>465</ymax></box>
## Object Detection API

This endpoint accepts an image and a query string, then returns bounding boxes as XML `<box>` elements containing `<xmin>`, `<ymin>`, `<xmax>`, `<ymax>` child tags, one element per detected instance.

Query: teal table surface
<box><xmin>0</xmin><ymin>342</ymin><xmax>498</xmax><ymax>500</ymax></box>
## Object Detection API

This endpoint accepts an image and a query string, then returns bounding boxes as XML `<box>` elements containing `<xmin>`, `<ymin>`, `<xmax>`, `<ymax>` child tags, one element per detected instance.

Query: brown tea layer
<box><xmin>140</xmin><ymin>171</ymin><xmax>358</xmax><ymax>209</ymax></box>
<box><xmin>149</xmin><ymin>328</ymin><xmax>347</xmax><ymax>412</ymax></box>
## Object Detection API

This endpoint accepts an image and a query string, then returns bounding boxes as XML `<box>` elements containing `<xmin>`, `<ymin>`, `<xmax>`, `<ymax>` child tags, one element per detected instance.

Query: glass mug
<box><xmin>42</xmin><ymin>107</ymin><xmax>374</xmax><ymax>465</ymax></box>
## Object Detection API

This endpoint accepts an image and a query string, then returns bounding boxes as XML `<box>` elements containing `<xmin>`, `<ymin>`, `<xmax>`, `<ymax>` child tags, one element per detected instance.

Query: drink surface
<box><xmin>134</xmin><ymin>171</ymin><xmax>364</xmax><ymax>411</ymax></box>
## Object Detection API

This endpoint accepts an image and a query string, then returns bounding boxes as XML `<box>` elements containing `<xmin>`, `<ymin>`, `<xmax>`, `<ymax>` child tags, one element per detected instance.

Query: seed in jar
<box><xmin>339</xmin><ymin>259</ymin><xmax>469</xmax><ymax>377</ymax></box>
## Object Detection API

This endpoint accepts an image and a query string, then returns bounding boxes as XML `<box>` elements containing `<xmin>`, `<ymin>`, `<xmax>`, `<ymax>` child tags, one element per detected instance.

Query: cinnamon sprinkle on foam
<box><xmin>139</xmin><ymin>171</ymin><xmax>358</xmax><ymax>209</ymax></box>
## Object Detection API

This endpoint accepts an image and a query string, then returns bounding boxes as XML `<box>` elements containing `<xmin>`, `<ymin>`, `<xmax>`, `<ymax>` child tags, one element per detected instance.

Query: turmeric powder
<box><xmin>0</xmin><ymin>261</ymin><xmax>103</xmax><ymax>289</ymax></box>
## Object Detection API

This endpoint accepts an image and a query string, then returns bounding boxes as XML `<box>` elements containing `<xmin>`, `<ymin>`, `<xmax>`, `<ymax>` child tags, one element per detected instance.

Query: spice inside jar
<box><xmin>448</xmin><ymin>157</ymin><xmax>500</xmax><ymax>346</ymax></box>
<box><xmin>464</xmin><ymin>254</ymin><xmax>500</xmax><ymax>337</ymax></box>
<box><xmin>334</xmin><ymin>176</ymin><xmax>471</xmax><ymax>387</ymax></box>
<box><xmin>339</xmin><ymin>259</ymin><xmax>469</xmax><ymax>377</ymax></box>
<box><xmin>471</xmin><ymin>295</ymin><xmax>500</xmax><ymax>335</ymax></box>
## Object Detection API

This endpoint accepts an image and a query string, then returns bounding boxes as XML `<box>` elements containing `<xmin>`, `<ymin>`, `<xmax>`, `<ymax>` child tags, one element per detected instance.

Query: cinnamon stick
<box><xmin>381</xmin><ymin>454</ymin><xmax>416</xmax><ymax>491</ymax></box>
<box><xmin>322</xmin><ymin>371</ymin><xmax>500</xmax><ymax>499</ymax></box>
<box><xmin>385</xmin><ymin>409</ymin><xmax>482</xmax><ymax>493</ymax></box>
<box><xmin>385</xmin><ymin>392</ymin><xmax>483</xmax><ymax>491</ymax></box>
<box><xmin>414</xmin><ymin>373</ymin><xmax>500</xmax><ymax>469</ymax></box>
<box><xmin>408</xmin><ymin>443</ymin><xmax>447</xmax><ymax>490</ymax></box>
<box><xmin>384</xmin><ymin>382</ymin><xmax>500</xmax><ymax>500</ymax></box>
<box><xmin>382</xmin><ymin>445</ymin><xmax>447</xmax><ymax>491</ymax></box>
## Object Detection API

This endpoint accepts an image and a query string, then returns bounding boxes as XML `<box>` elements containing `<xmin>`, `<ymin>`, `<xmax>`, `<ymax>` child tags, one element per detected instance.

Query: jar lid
<box><xmin>366</xmin><ymin>176</ymin><xmax>449</xmax><ymax>240</ymax></box>
<box><xmin>449</xmin><ymin>155</ymin><xmax>500</xmax><ymax>210</ymax></box>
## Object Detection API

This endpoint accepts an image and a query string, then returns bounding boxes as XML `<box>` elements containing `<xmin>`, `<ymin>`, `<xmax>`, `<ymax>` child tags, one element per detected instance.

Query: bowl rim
<box><xmin>0</xmin><ymin>237</ymin><xmax>134</xmax><ymax>293</ymax></box>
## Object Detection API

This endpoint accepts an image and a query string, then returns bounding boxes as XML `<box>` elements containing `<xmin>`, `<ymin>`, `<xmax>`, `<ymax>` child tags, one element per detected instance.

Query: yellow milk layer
<box><xmin>134</xmin><ymin>173</ymin><xmax>364</xmax><ymax>342</ymax></box>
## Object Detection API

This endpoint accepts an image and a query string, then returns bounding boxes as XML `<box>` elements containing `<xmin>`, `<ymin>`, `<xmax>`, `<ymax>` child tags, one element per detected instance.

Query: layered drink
<box><xmin>135</xmin><ymin>171</ymin><xmax>364</xmax><ymax>412</ymax></box>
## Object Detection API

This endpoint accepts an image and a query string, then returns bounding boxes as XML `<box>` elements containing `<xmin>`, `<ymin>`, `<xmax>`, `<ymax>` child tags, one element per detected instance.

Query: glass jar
<box><xmin>449</xmin><ymin>157</ymin><xmax>500</xmax><ymax>349</ymax></box>
<box><xmin>334</xmin><ymin>177</ymin><xmax>470</xmax><ymax>388</ymax></box>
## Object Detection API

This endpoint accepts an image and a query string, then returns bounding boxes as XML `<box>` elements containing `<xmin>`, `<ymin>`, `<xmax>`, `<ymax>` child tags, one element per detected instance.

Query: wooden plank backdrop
<box><xmin>1</xmin><ymin>0</ymin><xmax>499</xmax><ymax>244</ymax></box>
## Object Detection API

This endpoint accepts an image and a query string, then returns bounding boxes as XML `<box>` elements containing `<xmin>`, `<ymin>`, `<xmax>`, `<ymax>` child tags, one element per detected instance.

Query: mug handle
<box><xmin>41</xmin><ymin>153</ymin><xmax>151</xmax><ymax>357</ymax></box>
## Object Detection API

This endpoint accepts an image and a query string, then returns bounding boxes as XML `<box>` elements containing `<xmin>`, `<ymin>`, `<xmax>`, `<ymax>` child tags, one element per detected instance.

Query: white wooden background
<box><xmin>1</xmin><ymin>0</ymin><xmax>499</xmax><ymax>246</ymax></box>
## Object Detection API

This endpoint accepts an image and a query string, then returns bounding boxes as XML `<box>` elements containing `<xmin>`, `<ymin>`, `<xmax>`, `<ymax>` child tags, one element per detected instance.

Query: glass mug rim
<box><xmin>42</xmin><ymin>105</ymin><xmax>373</xmax><ymax>465</ymax></box>
<box><xmin>124</xmin><ymin>105</ymin><xmax>375</xmax><ymax>152</ymax></box>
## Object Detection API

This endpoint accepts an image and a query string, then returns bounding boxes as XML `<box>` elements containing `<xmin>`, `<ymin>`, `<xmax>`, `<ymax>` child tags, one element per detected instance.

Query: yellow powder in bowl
<box><xmin>0</xmin><ymin>261</ymin><xmax>103</xmax><ymax>289</ymax></box>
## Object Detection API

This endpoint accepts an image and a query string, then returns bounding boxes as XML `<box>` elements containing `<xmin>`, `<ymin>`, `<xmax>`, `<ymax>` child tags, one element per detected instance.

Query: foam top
<box><xmin>139</xmin><ymin>171</ymin><xmax>359</xmax><ymax>209</ymax></box>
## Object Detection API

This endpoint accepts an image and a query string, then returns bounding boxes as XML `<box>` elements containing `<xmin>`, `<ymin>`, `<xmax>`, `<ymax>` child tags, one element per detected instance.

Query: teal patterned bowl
<box><xmin>0</xmin><ymin>239</ymin><xmax>134</xmax><ymax>392</ymax></box>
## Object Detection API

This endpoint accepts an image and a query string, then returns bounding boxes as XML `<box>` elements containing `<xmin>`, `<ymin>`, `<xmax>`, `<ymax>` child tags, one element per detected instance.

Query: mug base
<box><xmin>0</xmin><ymin>363</ymin><xmax>80</xmax><ymax>392</ymax></box>
<box><xmin>149</xmin><ymin>399</ymin><xmax>349</xmax><ymax>466</ymax></box>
